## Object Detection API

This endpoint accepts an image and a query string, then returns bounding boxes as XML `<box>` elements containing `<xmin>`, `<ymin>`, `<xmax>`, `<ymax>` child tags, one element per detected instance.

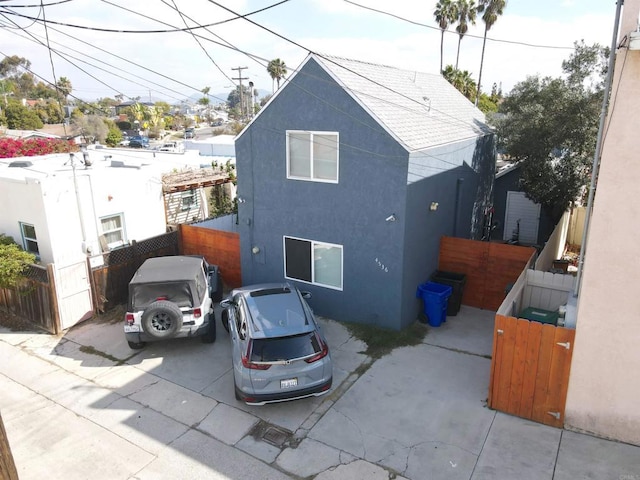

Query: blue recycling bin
<box><xmin>416</xmin><ymin>282</ymin><xmax>452</xmax><ymax>327</ymax></box>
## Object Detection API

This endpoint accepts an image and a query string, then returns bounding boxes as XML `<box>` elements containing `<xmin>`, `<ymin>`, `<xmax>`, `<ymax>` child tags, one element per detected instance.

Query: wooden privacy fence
<box><xmin>438</xmin><ymin>237</ymin><xmax>536</xmax><ymax>310</ymax></box>
<box><xmin>90</xmin><ymin>231</ymin><xmax>179</xmax><ymax>312</ymax></box>
<box><xmin>489</xmin><ymin>315</ymin><xmax>575</xmax><ymax>428</ymax></box>
<box><xmin>179</xmin><ymin>223</ymin><xmax>241</xmax><ymax>288</ymax></box>
<box><xmin>0</xmin><ymin>264</ymin><xmax>59</xmax><ymax>334</ymax></box>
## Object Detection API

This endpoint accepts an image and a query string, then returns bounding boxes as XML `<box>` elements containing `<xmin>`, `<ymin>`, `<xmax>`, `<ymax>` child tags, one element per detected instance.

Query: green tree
<box><xmin>454</xmin><ymin>0</ymin><xmax>477</xmax><ymax>69</ymax></box>
<box><xmin>35</xmin><ymin>100</ymin><xmax>64</xmax><ymax>124</ymax></box>
<box><xmin>4</xmin><ymin>99</ymin><xmax>43</xmax><ymax>129</ymax></box>
<box><xmin>0</xmin><ymin>240</ymin><xmax>35</xmax><ymax>289</ymax></box>
<box><xmin>105</xmin><ymin>126</ymin><xmax>123</xmax><ymax>147</ymax></box>
<box><xmin>442</xmin><ymin>65</ymin><xmax>477</xmax><ymax>102</ymax></box>
<box><xmin>56</xmin><ymin>76</ymin><xmax>72</xmax><ymax>102</ymax></box>
<box><xmin>72</xmin><ymin>114</ymin><xmax>109</xmax><ymax>143</ymax></box>
<box><xmin>476</xmin><ymin>0</ymin><xmax>506</xmax><ymax>103</ymax></box>
<box><xmin>267</xmin><ymin>58</ymin><xmax>287</xmax><ymax>93</ymax></box>
<box><xmin>434</xmin><ymin>0</ymin><xmax>458</xmax><ymax>73</ymax></box>
<box><xmin>494</xmin><ymin>42</ymin><xmax>606</xmax><ymax>222</ymax></box>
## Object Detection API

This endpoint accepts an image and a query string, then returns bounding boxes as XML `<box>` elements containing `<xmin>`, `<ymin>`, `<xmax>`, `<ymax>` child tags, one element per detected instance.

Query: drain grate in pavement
<box><xmin>262</xmin><ymin>426</ymin><xmax>289</xmax><ymax>447</ymax></box>
<box><xmin>249</xmin><ymin>420</ymin><xmax>292</xmax><ymax>447</ymax></box>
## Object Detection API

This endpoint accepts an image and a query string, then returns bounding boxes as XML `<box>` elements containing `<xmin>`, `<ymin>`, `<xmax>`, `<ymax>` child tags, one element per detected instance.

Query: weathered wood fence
<box><xmin>0</xmin><ymin>264</ymin><xmax>59</xmax><ymax>334</ymax></box>
<box><xmin>438</xmin><ymin>236</ymin><xmax>536</xmax><ymax>310</ymax></box>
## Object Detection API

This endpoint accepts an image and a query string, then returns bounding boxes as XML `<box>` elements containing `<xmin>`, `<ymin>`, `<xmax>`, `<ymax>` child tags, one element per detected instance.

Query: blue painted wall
<box><xmin>235</xmin><ymin>58</ymin><xmax>495</xmax><ymax>330</ymax></box>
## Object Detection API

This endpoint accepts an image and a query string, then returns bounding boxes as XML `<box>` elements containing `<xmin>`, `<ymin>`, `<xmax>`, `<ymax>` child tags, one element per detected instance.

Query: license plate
<box><xmin>281</xmin><ymin>378</ymin><xmax>298</xmax><ymax>389</ymax></box>
<box><xmin>124</xmin><ymin>325</ymin><xmax>140</xmax><ymax>333</ymax></box>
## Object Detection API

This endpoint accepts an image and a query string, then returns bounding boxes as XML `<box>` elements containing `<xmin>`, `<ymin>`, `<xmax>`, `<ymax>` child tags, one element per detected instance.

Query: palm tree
<box><xmin>475</xmin><ymin>0</ymin><xmax>506</xmax><ymax>105</ymax></box>
<box><xmin>267</xmin><ymin>58</ymin><xmax>287</xmax><ymax>93</ymax></box>
<box><xmin>434</xmin><ymin>0</ymin><xmax>458</xmax><ymax>73</ymax></box>
<box><xmin>442</xmin><ymin>65</ymin><xmax>477</xmax><ymax>102</ymax></box>
<box><xmin>454</xmin><ymin>0</ymin><xmax>477</xmax><ymax>69</ymax></box>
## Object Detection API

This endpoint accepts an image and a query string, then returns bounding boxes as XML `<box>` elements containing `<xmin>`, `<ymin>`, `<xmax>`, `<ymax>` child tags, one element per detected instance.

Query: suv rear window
<box><xmin>250</xmin><ymin>332</ymin><xmax>320</xmax><ymax>362</ymax></box>
<box><xmin>130</xmin><ymin>282</ymin><xmax>193</xmax><ymax>310</ymax></box>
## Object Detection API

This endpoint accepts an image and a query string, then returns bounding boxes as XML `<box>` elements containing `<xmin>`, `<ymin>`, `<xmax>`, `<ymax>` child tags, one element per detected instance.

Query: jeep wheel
<box><xmin>201</xmin><ymin>315</ymin><xmax>216</xmax><ymax>343</ymax></box>
<box><xmin>128</xmin><ymin>340</ymin><xmax>145</xmax><ymax>349</ymax></box>
<box><xmin>141</xmin><ymin>300</ymin><xmax>183</xmax><ymax>339</ymax></box>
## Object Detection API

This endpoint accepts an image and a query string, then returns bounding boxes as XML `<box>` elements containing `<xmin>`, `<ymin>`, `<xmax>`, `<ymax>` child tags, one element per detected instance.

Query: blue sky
<box><xmin>0</xmin><ymin>0</ymin><xmax>618</xmax><ymax>103</ymax></box>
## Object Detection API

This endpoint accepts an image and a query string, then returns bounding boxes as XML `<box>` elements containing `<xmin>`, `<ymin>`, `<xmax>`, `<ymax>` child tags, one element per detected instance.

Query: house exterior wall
<box><xmin>401</xmin><ymin>138</ymin><xmax>486</xmax><ymax>324</ymax></box>
<box><xmin>236</xmin><ymin>58</ymin><xmax>494</xmax><ymax>330</ymax></box>
<box><xmin>236</xmin><ymin>59</ymin><xmax>409</xmax><ymax>329</ymax></box>
<box><xmin>0</xmin><ymin>177</ymin><xmax>56</xmax><ymax>263</ymax></box>
<box><xmin>0</xmin><ymin>159</ymin><xmax>168</xmax><ymax>266</ymax></box>
<box><xmin>565</xmin><ymin>0</ymin><xmax>640</xmax><ymax>446</ymax></box>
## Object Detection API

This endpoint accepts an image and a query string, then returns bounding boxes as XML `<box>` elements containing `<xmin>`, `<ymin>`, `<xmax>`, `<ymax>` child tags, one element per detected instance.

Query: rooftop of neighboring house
<box><xmin>0</xmin><ymin>148</ymin><xmax>226</xmax><ymax>185</ymax></box>
<box><xmin>241</xmin><ymin>53</ymin><xmax>492</xmax><ymax>152</ymax></box>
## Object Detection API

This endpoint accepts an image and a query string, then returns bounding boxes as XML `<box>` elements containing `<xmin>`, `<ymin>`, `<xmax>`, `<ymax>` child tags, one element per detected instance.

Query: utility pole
<box><xmin>231</xmin><ymin>66</ymin><xmax>248</xmax><ymax>120</ymax></box>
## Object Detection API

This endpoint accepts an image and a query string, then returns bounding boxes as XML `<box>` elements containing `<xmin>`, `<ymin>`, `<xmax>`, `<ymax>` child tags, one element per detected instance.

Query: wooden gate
<box><xmin>54</xmin><ymin>261</ymin><xmax>93</xmax><ymax>330</ymax></box>
<box><xmin>488</xmin><ymin>314</ymin><xmax>575</xmax><ymax>427</ymax></box>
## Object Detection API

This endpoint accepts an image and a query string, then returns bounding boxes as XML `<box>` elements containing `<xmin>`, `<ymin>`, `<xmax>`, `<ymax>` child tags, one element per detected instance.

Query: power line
<box><xmin>342</xmin><ymin>0</ymin><xmax>575</xmax><ymax>51</ymax></box>
<box><xmin>166</xmin><ymin>0</ymin><xmax>235</xmax><ymax>86</ymax></box>
<box><xmin>0</xmin><ymin>0</ymin><xmax>292</xmax><ymax>33</ymax></box>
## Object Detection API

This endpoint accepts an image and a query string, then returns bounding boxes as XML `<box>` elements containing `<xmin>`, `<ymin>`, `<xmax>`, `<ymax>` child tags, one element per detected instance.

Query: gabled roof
<box><xmin>312</xmin><ymin>55</ymin><xmax>491</xmax><ymax>151</ymax></box>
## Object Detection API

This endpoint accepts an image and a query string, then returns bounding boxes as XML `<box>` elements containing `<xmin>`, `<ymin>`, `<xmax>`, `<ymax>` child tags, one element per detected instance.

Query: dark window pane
<box><xmin>251</xmin><ymin>332</ymin><xmax>320</xmax><ymax>362</ymax></box>
<box><xmin>285</xmin><ymin>237</ymin><xmax>311</xmax><ymax>282</ymax></box>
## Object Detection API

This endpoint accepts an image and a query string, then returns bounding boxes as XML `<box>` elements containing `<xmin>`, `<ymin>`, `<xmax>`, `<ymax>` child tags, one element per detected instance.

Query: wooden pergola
<box><xmin>161</xmin><ymin>168</ymin><xmax>232</xmax><ymax>193</ymax></box>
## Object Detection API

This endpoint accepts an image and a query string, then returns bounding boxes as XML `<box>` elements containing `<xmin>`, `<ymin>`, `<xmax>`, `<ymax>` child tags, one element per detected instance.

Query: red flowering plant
<box><xmin>0</xmin><ymin>138</ymin><xmax>79</xmax><ymax>159</ymax></box>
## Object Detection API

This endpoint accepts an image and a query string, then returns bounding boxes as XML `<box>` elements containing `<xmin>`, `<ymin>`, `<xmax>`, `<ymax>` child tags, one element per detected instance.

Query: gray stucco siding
<box><xmin>235</xmin><ymin>57</ymin><xmax>495</xmax><ymax>330</ymax></box>
<box><xmin>236</xmin><ymin>59</ymin><xmax>411</xmax><ymax>328</ymax></box>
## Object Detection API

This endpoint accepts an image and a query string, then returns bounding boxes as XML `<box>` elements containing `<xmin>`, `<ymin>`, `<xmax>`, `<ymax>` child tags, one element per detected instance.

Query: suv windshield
<box><xmin>250</xmin><ymin>332</ymin><xmax>320</xmax><ymax>362</ymax></box>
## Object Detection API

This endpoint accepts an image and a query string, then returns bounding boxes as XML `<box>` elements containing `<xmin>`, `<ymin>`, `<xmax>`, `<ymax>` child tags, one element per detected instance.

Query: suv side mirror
<box><xmin>220</xmin><ymin>298</ymin><xmax>232</xmax><ymax>309</ymax></box>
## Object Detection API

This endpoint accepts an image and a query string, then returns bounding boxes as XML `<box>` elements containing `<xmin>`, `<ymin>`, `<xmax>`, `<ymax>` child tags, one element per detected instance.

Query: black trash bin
<box><xmin>430</xmin><ymin>270</ymin><xmax>467</xmax><ymax>316</ymax></box>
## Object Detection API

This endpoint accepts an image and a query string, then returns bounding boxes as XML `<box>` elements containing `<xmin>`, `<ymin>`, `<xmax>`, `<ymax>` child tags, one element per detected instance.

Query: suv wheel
<box><xmin>141</xmin><ymin>300</ymin><xmax>183</xmax><ymax>339</ymax></box>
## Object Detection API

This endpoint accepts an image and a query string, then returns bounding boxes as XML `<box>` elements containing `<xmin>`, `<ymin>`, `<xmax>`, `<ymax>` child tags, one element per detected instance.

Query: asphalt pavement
<box><xmin>1</xmin><ymin>306</ymin><xmax>639</xmax><ymax>480</ymax></box>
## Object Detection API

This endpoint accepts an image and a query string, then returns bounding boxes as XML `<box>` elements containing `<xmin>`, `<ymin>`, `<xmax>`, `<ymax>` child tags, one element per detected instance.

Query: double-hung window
<box><xmin>284</xmin><ymin>236</ymin><xmax>343</xmax><ymax>290</ymax></box>
<box><xmin>19</xmin><ymin>222</ymin><xmax>39</xmax><ymax>256</ymax></box>
<box><xmin>100</xmin><ymin>213</ymin><xmax>126</xmax><ymax>250</ymax></box>
<box><xmin>287</xmin><ymin>131</ymin><xmax>339</xmax><ymax>183</ymax></box>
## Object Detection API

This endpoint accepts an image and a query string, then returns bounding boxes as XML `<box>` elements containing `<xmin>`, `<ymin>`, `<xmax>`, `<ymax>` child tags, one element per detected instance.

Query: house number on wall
<box><xmin>375</xmin><ymin>258</ymin><xmax>389</xmax><ymax>273</ymax></box>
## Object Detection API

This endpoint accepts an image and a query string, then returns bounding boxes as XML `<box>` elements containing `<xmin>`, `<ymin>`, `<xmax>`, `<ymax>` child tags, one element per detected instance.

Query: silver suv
<box><xmin>220</xmin><ymin>283</ymin><xmax>333</xmax><ymax>405</ymax></box>
<box><xmin>124</xmin><ymin>256</ymin><xmax>222</xmax><ymax>349</ymax></box>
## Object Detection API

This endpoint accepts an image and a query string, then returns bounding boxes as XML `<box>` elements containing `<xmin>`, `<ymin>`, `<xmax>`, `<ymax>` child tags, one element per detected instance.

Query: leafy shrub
<box><xmin>0</xmin><ymin>137</ymin><xmax>79</xmax><ymax>158</ymax></box>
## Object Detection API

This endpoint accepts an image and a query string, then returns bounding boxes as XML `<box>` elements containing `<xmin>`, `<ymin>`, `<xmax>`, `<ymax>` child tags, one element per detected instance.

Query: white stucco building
<box><xmin>0</xmin><ymin>148</ymin><xmax>216</xmax><ymax>267</ymax></box>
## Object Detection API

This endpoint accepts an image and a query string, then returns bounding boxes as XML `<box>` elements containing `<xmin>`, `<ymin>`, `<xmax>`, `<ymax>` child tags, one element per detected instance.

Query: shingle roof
<box><xmin>312</xmin><ymin>54</ymin><xmax>491</xmax><ymax>152</ymax></box>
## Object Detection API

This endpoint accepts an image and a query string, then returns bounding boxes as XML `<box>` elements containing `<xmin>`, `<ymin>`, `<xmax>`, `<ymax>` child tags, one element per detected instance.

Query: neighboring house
<box><xmin>0</xmin><ymin>149</ymin><xmax>228</xmax><ymax>266</ymax></box>
<box><xmin>234</xmin><ymin>54</ymin><xmax>495</xmax><ymax>330</ymax></box>
<box><xmin>492</xmin><ymin>161</ymin><xmax>555</xmax><ymax>246</ymax></box>
<box><xmin>564</xmin><ymin>0</ymin><xmax>640</xmax><ymax>446</ymax></box>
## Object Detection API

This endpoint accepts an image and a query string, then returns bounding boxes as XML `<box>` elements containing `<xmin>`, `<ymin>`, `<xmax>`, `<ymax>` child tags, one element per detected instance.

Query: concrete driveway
<box><xmin>1</xmin><ymin>306</ymin><xmax>639</xmax><ymax>479</ymax></box>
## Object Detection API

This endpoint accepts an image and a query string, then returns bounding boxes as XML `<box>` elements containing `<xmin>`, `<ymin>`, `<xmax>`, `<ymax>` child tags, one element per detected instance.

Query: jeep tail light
<box><xmin>305</xmin><ymin>334</ymin><xmax>329</xmax><ymax>363</ymax></box>
<box><xmin>125</xmin><ymin>313</ymin><xmax>134</xmax><ymax>325</ymax></box>
<box><xmin>242</xmin><ymin>340</ymin><xmax>271</xmax><ymax>370</ymax></box>
<box><xmin>193</xmin><ymin>308</ymin><xmax>202</xmax><ymax>318</ymax></box>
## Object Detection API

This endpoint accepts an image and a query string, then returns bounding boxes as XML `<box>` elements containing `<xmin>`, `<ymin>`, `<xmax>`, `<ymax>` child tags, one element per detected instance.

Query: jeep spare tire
<box><xmin>141</xmin><ymin>300</ymin><xmax>183</xmax><ymax>339</ymax></box>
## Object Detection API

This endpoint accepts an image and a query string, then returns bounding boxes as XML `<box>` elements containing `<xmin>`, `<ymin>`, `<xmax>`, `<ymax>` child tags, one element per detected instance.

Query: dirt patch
<box><xmin>0</xmin><ymin>309</ymin><xmax>45</xmax><ymax>332</ymax></box>
<box><xmin>92</xmin><ymin>304</ymin><xmax>126</xmax><ymax>325</ymax></box>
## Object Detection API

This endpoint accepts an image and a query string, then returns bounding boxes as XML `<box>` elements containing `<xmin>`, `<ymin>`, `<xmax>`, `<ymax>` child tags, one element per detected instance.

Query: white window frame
<box><xmin>100</xmin><ymin>213</ymin><xmax>127</xmax><ymax>250</ymax></box>
<box><xmin>181</xmin><ymin>190</ymin><xmax>196</xmax><ymax>211</ymax></box>
<box><xmin>19</xmin><ymin>222</ymin><xmax>39</xmax><ymax>257</ymax></box>
<box><xmin>283</xmin><ymin>235</ymin><xmax>343</xmax><ymax>291</ymax></box>
<box><xmin>286</xmin><ymin>130</ymin><xmax>339</xmax><ymax>183</ymax></box>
